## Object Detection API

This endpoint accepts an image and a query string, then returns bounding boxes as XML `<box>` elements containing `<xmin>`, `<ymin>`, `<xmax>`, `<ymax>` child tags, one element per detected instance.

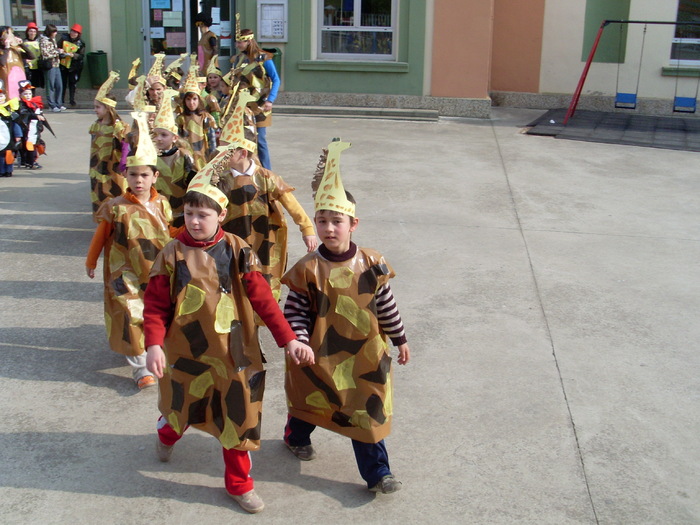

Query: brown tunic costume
<box><xmin>89</xmin><ymin>120</ymin><xmax>129</xmax><ymax>221</ymax></box>
<box><xmin>221</xmin><ymin>167</ymin><xmax>293</xmax><ymax>300</ymax></box>
<box><xmin>148</xmin><ymin>233</ymin><xmax>266</xmax><ymax>450</ymax></box>
<box><xmin>176</xmin><ymin>112</ymin><xmax>217</xmax><ymax>171</ymax></box>
<box><xmin>281</xmin><ymin>247</ymin><xmax>396</xmax><ymax>443</ymax></box>
<box><xmin>155</xmin><ymin>149</ymin><xmax>195</xmax><ymax>228</ymax></box>
<box><xmin>231</xmin><ymin>52</ymin><xmax>272</xmax><ymax>128</ymax></box>
<box><xmin>95</xmin><ymin>191</ymin><xmax>172</xmax><ymax>356</ymax></box>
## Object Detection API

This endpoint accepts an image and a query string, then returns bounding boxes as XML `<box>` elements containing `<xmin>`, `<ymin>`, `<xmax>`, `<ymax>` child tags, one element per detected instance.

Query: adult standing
<box><xmin>39</xmin><ymin>24</ymin><xmax>67</xmax><ymax>112</ymax></box>
<box><xmin>0</xmin><ymin>26</ymin><xmax>31</xmax><ymax>100</ymax></box>
<box><xmin>230</xmin><ymin>19</ymin><xmax>280</xmax><ymax>170</ymax></box>
<box><xmin>23</xmin><ymin>22</ymin><xmax>44</xmax><ymax>91</ymax></box>
<box><xmin>59</xmin><ymin>23</ymin><xmax>85</xmax><ymax>107</ymax></box>
<box><xmin>195</xmin><ymin>13</ymin><xmax>218</xmax><ymax>77</ymax></box>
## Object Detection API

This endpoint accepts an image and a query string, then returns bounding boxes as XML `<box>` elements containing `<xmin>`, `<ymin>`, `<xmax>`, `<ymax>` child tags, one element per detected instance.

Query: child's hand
<box><xmin>146</xmin><ymin>345</ymin><xmax>167</xmax><ymax>378</ymax></box>
<box><xmin>396</xmin><ymin>343</ymin><xmax>410</xmax><ymax>365</ymax></box>
<box><xmin>285</xmin><ymin>340</ymin><xmax>315</xmax><ymax>365</ymax></box>
<box><xmin>86</xmin><ymin>267</ymin><xmax>95</xmax><ymax>279</ymax></box>
<box><xmin>302</xmin><ymin>235</ymin><xmax>318</xmax><ymax>252</ymax></box>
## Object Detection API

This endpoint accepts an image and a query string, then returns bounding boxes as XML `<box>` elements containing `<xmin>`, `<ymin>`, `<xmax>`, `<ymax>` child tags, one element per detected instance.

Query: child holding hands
<box><xmin>282</xmin><ymin>139</ymin><xmax>410</xmax><ymax>494</ymax></box>
<box><xmin>143</xmin><ymin>148</ymin><xmax>314</xmax><ymax>514</ymax></box>
<box><xmin>86</xmin><ymin>114</ymin><xmax>172</xmax><ymax>389</ymax></box>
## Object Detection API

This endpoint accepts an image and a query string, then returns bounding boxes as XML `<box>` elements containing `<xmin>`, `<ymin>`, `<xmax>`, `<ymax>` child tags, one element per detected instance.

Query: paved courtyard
<box><xmin>0</xmin><ymin>108</ymin><xmax>698</xmax><ymax>523</ymax></box>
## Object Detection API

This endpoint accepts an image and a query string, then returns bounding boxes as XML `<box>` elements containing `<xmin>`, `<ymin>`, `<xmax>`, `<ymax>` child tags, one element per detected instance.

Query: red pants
<box><xmin>157</xmin><ymin>417</ymin><xmax>254</xmax><ymax>495</ymax></box>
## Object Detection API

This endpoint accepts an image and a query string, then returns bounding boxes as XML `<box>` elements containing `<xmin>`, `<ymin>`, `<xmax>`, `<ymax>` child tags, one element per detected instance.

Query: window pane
<box><xmin>323</xmin><ymin>1</ymin><xmax>354</xmax><ymax>26</ymax></box>
<box><xmin>676</xmin><ymin>1</ymin><xmax>700</xmax><ymax>39</ymax></box>
<box><xmin>671</xmin><ymin>40</ymin><xmax>700</xmax><ymax>61</ymax></box>
<box><xmin>10</xmin><ymin>0</ymin><xmax>37</xmax><ymax>26</ymax></box>
<box><xmin>321</xmin><ymin>30</ymin><xmax>392</xmax><ymax>55</ymax></box>
<box><xmin>42</xmin><ymin>0</ymin><xmax>68</xmax><ymax>27</ymax></box>
<box><xmin>361</xmin><ymin>0</ymin><xmax>391</xmax><ymax>27</ymax></box>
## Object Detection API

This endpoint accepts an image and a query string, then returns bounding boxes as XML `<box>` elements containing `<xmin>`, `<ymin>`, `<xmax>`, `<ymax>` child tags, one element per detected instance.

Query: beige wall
<box><xmin>540</xmin><ymin>1</ymin><xmax>682</xmax><ymax>99</ymax></box>
<box><xmin>430</xmin><ymin>0</ymin><xmax>493</xmax><ymax>99</ymax></box>
<box><xmin>491</xmin><ymin>0</ymin><xmax>545</xmax><ymax>93</ymax></box>
<box><xmin>89</xmin><ymin>0</ymin><xmax>113</xmax><ymax>68</ymax></box>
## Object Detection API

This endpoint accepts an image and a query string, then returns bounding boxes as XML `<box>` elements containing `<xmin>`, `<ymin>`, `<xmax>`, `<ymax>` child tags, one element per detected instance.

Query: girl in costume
<box><xmin>0</xmin><ymin>85</ymin><xmax>22</xmax><ymax>177</ymax></box>
<box><xmin>176</xmin><ymin>62</ymin><xmax>218</xmax><ymax>171</ymax></box>
<box><xmin>204</xmin><ymin>55</ymin><xmax>230</xmax><ymax>111</ymax></box>
<box><xmin>152</xmin><ymin>89</ymin><xmax>196</xmax><ymax>228</ymax></box>
<box><xmin>17</xmin><ymin>79</ymin><xmax>45</xmax><ymax>169</ymax></box>
<box><xmin>85</xmin><ymin>113</ymin><xmax>172</xmax><ymax>390</ymax></box>
<box><xmin>230</xmin><ymin>14</ymin><xmax>280</xmax><ymax>170</ymax></box>
<box><xmin>0</xmin><ymin>26</ymin><xmax>31</xmax><ymax>101</ymax></box>
<box><xmin>89</xmin><ymin>71</ymin><xmax>130</xmax><ymax>220</ymax></box>
<box><xmin>23</xmin><ymin>22</ymin><xmax>43</xmax><ymax>90</ymax></box>
<box><xmin>281</xmin><ymin>140</ymin><xmax>410</xmax><ymax>494</ymax></box>
<box><xmin>194</xmin><ymin>12</ymin><xmax>218</xmax><ymax>76</ymax></box>
<box><xmin>143</xmin><ymin>151</ymin><xmax>313</xmax><ymax>514</ymax></box>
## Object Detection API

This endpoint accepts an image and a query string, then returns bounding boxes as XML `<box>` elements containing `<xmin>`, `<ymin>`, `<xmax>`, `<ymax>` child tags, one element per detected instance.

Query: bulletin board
<box><xmin>257</xmin><ymin>0</ymin><xmax>287</xmax><ymax>43</ymax></box>
<box><xmin>149</xmin><ymin>0</ymin><xmax>188</xmax><ymax>55</ymax></box>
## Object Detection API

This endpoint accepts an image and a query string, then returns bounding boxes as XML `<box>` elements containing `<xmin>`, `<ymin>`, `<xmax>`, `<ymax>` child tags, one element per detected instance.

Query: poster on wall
<box><xmin>151</xmin><ymin>0</ymin><xmax>170</xmax><ymax>8</ymax></box>
<box><xmin>220</xmin><ymin>20</ymin><xmax>231</xmax><ymax>48</ymax></box>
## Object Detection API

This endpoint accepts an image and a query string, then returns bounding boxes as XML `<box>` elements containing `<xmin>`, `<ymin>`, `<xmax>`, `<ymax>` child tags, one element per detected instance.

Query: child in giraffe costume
<box><xmin>143</xmin><ymin>148</ymin><xmax>314</xmax><ymax>513</ymax></box>
<box><xmin>282</xmin><ymin>139</ymin><xmax>411</xmax><ymax>494</ymax></box>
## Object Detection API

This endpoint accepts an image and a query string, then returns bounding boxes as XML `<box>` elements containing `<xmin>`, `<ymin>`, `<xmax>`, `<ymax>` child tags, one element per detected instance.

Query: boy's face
<box><xmin>314</xmin><ymin>210</ymin><xmax>358</xmax><ymax>254</ymax></box>
<box><xmin>207</xmin><ymin>74</ymin><xmax>221</xmax><ymax>89</ymax></box>
<box><xmin>21</xmin><ymin>89</ymin><xmax>32</xmax><ymax>101</ymax></box>
<box><xmin>126</xmin><ymin>165</ymin><xmax>158</xmax><ymax>198</ymax></box>
<box><xmin>0</xmin><ymin>93</ymin><xmax>6</xmax><ymax>104</ymax></box>
<box><xmin>153</xmin><ymin>128</ymin><xmax>176</xmax><ymax>151</ymax></box>
<box><xmin>184</xmin><ymin>203</ymin><xmax>226</xmax><ymax>241</ymax></box>
<box><xmin>148</xmin><ymin>82</ymin><xmax>164</xmax><ymax>104</ymax></box>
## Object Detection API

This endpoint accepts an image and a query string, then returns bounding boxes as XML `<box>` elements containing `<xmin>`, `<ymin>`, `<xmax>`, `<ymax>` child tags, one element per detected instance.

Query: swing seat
<box><xmin>615</xmin><ymin>92</ymin><xmax>638</xmax><ymax>109</ymax></box>
<box><xmin>673</xmin><ymin>96</ymin><xmax>697</xmax><ymax>114</ymax></box>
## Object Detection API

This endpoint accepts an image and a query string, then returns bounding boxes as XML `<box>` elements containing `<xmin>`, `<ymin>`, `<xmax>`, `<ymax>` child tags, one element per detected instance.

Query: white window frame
<box><xmin>317</xmin><ymin>0</ymin><xmax>397</xmax><ymax>61</ymax></box>
<box><xmin>670</xmin><ymin>37</ymin><xmax>700</xmax><ymax>67</ymax></box>
<box><xmin>4</xmin><ymin>0</ymin><xmax>69</xmax><ymax>32</ymax></box>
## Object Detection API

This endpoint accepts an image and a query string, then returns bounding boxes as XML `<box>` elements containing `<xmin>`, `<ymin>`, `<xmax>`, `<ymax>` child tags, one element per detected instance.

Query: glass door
<box><xmin>142</xmin><ymin>0</ymin><xmax>191</xmax><ymax>59</ymax></box>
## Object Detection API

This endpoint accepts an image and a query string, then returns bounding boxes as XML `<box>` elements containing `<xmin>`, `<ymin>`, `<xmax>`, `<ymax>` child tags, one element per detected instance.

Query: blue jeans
<box><xmin>256</xmin><ymin>126</ymin><xmax>271</xmax><ymax>169</ymax></box>
<box><xmin>284</xmin><ymin>416</ymin><xmax>392</xmax><ymax>488</ymax></box>
<box><xmin>44</xmin><ymin>67</ymin><xmax>63</xmax><ymax>109</ymax></box>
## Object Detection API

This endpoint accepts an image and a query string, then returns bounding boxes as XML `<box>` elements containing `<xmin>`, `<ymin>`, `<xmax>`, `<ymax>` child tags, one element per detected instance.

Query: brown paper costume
<box><xmin>148</xmin><ymin>234</ymin><xmax>266</xmax><ymax>450</ymax></box>
<box><xmin>221</xmin><ymin>168</ymin><xmax>294</xmax><ymax>301</ymax></box>
<box><xmin>281</xmin><ymin>248</ymin><xmax>397</xmax><ymax>443</ymax></box>
<box><xmin>95</xmin><ymin>191</ymin><xmax>172</xmax><ymax>356</ymax></box>
<box><xmin>88</xmin><ymin>119</ymin><xmax>128</xmax><ymax>220</ymax></box>
<box><xmin>230</xmin><ymin>48</ymin><xmax>273</xmax><ymax>128</ymax></box>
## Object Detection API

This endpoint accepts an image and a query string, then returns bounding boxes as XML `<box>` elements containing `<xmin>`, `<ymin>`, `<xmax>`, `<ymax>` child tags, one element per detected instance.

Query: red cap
<box><xmin>26</xmin><ymin>22</ymin><xmax>38</xmax><ymax>30</ymax></box>
<box><xmin>71</xmin><ymin>23</ymin><xmax>82</xmax><ymax>33</ymax></box>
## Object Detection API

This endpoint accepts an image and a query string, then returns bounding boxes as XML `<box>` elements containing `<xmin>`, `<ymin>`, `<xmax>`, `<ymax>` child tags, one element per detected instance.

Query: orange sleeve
<box><xmin>85</xmin><ymin>221</ymin><xmax>112</xmax><ymax>270</ymax></box>
<box><xmin>278</xmin><ymin>192</ymin><xmax>315</xmax><ymax>237</ymax></box>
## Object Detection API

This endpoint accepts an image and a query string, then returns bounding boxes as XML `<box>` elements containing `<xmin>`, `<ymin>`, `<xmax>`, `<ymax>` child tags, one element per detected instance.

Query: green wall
<box><xmin>582</xmin><ymin>0</ymin><xmax>631</xmax><ymax>63</ymax></box>
<box><xmin>66</xmin><ymin>0</ymin><xmax>90</xmax><ymax>88</ymax></box>
<box><xmin>238</xmin><ymin>0</ymin><xmax>426</xmax><ymax>96</ymax></box>
<box><xmin>110</xmin><ymin>0</ymin><xmax>144</xmax><ymax>88</ymax></box>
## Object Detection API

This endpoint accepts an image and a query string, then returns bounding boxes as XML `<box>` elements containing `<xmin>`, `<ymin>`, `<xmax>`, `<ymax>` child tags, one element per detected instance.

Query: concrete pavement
<box><xmin>0</xmin><ymin>108</ymin><xmax>698</xmax><ymax>523</ymax></box>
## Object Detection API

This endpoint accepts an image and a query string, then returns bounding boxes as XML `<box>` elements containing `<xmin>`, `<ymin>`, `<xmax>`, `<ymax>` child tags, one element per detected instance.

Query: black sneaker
<box><xmin>285</xmin><ymin>442</ymin><xmax>317</xmax><ymax>461</ymax></box>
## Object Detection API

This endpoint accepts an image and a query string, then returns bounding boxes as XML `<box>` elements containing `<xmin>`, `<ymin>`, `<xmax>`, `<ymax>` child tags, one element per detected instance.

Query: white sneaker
<box><xmin>52</xmin><ymin>107</ymin><xmax>61</xmax><ymax>113</ymax></box>
<box><xmin>228</xmin><ymin>489</ymin><xmax>264</xmax><ymax>513</ymax></box>
<box><xmin>59</xmin><ymin>106</ymin><xmax>67</xmax><ymax>111</ymax></box>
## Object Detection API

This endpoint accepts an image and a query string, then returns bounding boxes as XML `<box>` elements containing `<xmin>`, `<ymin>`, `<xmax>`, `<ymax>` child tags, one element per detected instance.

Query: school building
<box><xmin>1</xmin><ymin>1</ymin><xmax>697</xmax><ymax>117</ymax></box>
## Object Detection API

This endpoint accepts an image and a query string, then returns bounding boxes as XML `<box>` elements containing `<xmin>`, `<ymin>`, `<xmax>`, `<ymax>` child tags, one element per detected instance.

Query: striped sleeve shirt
<box><xmin>283</xmin><ymin>283</ymin><xmax>407</xmax><ymax>346</ymax></box>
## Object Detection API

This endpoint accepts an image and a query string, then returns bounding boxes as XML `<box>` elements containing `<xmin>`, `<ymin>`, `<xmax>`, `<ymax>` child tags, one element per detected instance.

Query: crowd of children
<box><xmin>81</xmin><ymin>14</ymin><xmax>411</xmax><ymax>515</ymax></box>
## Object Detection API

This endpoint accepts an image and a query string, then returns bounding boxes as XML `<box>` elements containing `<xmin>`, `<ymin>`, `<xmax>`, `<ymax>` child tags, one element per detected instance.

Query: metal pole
<box><xmin>563</xmin><ymin>20</ymin><xmax>608</xmax><ymax>124</ymax></box>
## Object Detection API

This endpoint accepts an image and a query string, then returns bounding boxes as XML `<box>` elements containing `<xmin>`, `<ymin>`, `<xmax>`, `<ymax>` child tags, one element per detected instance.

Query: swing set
<box><xmin>564</xmin><ymin>20</ymin><xmax>700</xmax><ymax>124</ymax></box>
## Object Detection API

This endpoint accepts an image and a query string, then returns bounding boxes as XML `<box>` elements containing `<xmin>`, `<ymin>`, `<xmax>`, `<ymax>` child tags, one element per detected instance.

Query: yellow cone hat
<box><xmin>95</xmin><ymin>70</ymin><xmax>119</xmax><ymax>108</ymax></box>
<box><xmin>206</xmin><ymin>54</ymin><xmax>222</xmax><ymax>77</ymax></box>
<box><xmin>164</xmin><ymin>53</ymin><xmax>188</xmax><ymax>84</ymax></box>
<box><xmin>187</xmin><ymin>148</ymin><xmax>233</xmax><ymax>209</ymax></box>
<box><xmin>314</xmin><ymin>139</ymin><xmax>354</xmax><ymax>216</ymax></box>
<box><xmin>181</xmin><ymin>59</ymin><xmax>201</xmax><ymax>97</ymax></box>
<box><xmin>127</xmin><ymin>112</ymin><xmax>159</xmax><ymax>167</ymax></box>
<box><xmin>130</xmin><ymin>76</ymin><xmax>156</xmax><ymax>113</ymax></box>
<box><xmin>152</xmin><ymin>89</ymin><xmax>179</xmax><ymax>134</ymax></box>
<box><xmin>236</xmin><ymin>13</ymin><xmax>254</xmax><ymax>41</ymax></box>
<box><xmin>218</xmin><ymin>89</ymin><xmax>257</xmax><ymax>152</ymax></box>
<box><xmin>147</xmin><ymin>53</ymin><xmax>167</xmax><ymax>86</ymax></box>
